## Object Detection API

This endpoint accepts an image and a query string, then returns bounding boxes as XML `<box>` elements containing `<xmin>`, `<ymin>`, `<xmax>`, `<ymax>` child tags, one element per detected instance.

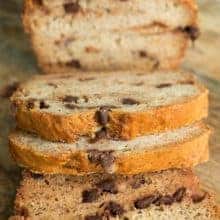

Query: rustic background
<box><xmin>0</xmin><ymin>0</ymin><xmax>219</xmax><ymax>219</ymax></box>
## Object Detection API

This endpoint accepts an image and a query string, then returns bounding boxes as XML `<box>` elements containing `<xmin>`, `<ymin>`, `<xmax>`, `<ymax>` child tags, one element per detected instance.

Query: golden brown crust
<box><xmin>13</xmin><ymin>87</ymin><xmax>208</xmax><ymax>143</ymax></box>
<box><xmin>9</xmin><ymin>126</ymin><xmax>210</xmax><ymax>175</ymax></box>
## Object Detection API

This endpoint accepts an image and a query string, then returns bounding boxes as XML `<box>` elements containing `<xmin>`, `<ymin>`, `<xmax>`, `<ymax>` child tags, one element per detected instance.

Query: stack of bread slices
<box><xmin>9</xmin><ymin>0</ymin><xmax>219</xmax><ymax>219</ymax></box>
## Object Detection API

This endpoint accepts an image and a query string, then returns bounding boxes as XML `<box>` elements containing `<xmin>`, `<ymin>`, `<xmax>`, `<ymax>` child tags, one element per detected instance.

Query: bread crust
<box><xmin>12</xmin><ymin>86</ymin><xmax>208</xmax><ymax>143</ymax></box>
<box><xmin>9</xmin><ymin>125</ymin><xmax>210</xmax><ymax>175</ymax></box>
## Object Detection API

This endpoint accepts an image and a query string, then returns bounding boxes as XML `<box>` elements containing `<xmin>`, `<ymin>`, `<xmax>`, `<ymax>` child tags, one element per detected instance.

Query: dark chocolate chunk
<box><xmin>40</xmin><ymin>100</ymin><xmax>50</xmax><ymax>109</ymax></box>
<box><xmin>47</xmin><ymin>83</ymin><xmax>58</xmax><ymax>88</ymax></box>
<box><xmin>82</xmin><ymin>189</ymin><xmax>100</xmax><ymax>203</ymax></box>
<box><xmin>26</xmin><ymin>99</ymin><xmax>36</xmax><ymax>109</ymax></box>
<box><xmin>191</xmin><ymin>192</ymin><xmax>207</xmax><ymax>203</ymax></box>
<box><xmin>30</xmin><ymin>173</ymin><xmax>44</xmax><ymax>179</ymax></box>
<box><xmin>159</xmin><ymin>195</ymin><xmax>174</xmax><ymax>205</ymax></box>
<box><xmin>179</xmin><ymin>80</ymin><xmax>195</xmax><ymax>85</ymax></box>
<box><xmin>85</xmin><ymin>214</ymin><xmax>102</xmax><ymax>220</ymax></box>
<box><xmin>183</xmin><ymin>26</ymin><xmax>200</xmax><ymax>41</ymax></box>
<box><xmin>0</xmin><ymin>82</ymin><xmax>20</xmax><ymax>98</ymax></box>
<box><xmin>130</xmin><ymin>175</ymin><xmax>146</xmax><ymax>189</ymax></box>
<box><xmin>156</xmin><ymin>83</ymin><xmax>172</xmax><ymax>88</ymax></box>
<box><xmin>62</xmin><ymin>95</ymin><xmax>79</xmax><ymax>103</ymax></box>
<box><xmin>18</xmin><ymin>206</ymin><xmax>29</xmax><ymax>217</ymax></box>
<box><xmin>64</xmin><ymin>104</ymin><xmax>79</xmax><ymax>109</ymax></box>
<box><xmin>122</xmin><ymin>98</ymin><xmax>140</xmax><ymax>105</ymax></box>
<box><xmin>88</xmin><ymin>150</ymin><xmax>115</xmax><ymax>171</ymax></box>
<box><xmin>44</xmin><ymin>179</ymin><xmax>49</xmax><ymax>185</ymax></box>
<box><xmin>96</xmin><ymin>106</ymin><xmax>110</xmax><ymax>126</ymax></box>
<box><xmin>66</xmin><ymin>59</ymin><xmax>81</xmax><ymax>69</ymax></box>
<box><xmin>139</xmin><ymin>50</ymin><xmax>148</xmax><ymax>58</ymax></box>
<box><xmin>104</xmin><ymin>201</ymin><xmax>125</xmax><ymax>217</ymax></box>
<box><xmin>90</xmin><ymin>128</ymin><xmax>108</xmax><ymax>143</ymax></box>
<box><xmin>152</xmin><ymin>195</ymin><xmax>163</xmax><ymax>206</ymax></box>
<box><xmin>134</xmin><ymin>195</ymin><xmax>158</xmax><ymax>209</ymax></box>
<box><xmin>64</xmin><ymin>2</ymin><xmax>80</xmax><ymax>14</ymax></box>
<box><xmin>83</xmin><ymin>96</ymin><xmax>89</xmax><ymax>103</ymax></box>
<box><xmin>96</xmin><ymin>178</ymin><xmax>118</xmax><ymax>194</ymax></box>
<box><xmin>78</xmin><ymin>77</ymin><xmax>95</xmax><ymax>82</ymax></box>
<box><xmin>173</xmin><ymin>187</ymin><xmax>186</xmax><ymax>202</ymax></box>
<box><xmin>33</xmin><ymin>0</ymin><xmax>43</xmax><ymax>6</ymax></box>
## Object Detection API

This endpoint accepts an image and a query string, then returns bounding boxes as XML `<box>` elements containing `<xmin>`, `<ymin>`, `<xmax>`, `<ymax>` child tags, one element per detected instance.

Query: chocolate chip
<box><xmin>82</xmin><ymin>189</ymin><xmax>100</xmax><ymax>203</ymax></box>
<box><xmin>78</xmin><ymin>77</ymin><xmax>95</xmax><ymax>82</ymax></box>
<box><xmin>191</xmin><ymin>192</ymin><xmax>207</xmax><ymax>203</ymax></box>
<box><xmin>62</xmin><ymin>95</ymin><xmax>79</xmax><ymax>103</ymax></box>
<box><xmin>66</xmin><ymin>59</ymin><xmax>81</xmax><ymax>69</ymax></box>
<box><xmin>33</xmin><ymin>0</ymin><xmax>43</xmax><ymax>6</ymax></box>
<box><xmin>26</xmin><ymin>99</ymin><xmax>36</xmax><ymax>109</ymax></box>
<box><xmin>47</xmin><ymin>83</ymin><xmax>58</xmax><ymax>88</ymax></box>
<box><xmin>152</xmin><ymin>195</ymin><xmax>163</xmax><ymax>206</ymax></box>
<box><xmin>0</xmin><ymin>82</ymin><xmax>20</xmax><ymax>98</ymax></box>
<box><xmin>131</xmin><ymin>175</ymin><xmax>146</xmax><ymax>189</ymax></box>
<box><xmin>173</xmin><ymin>187</ymin><xmax>186</xmax><ymax>202</ymax></box>
<box><xmin>159</xmin><ymin>195</ymin><xmax>174</xmax><ymax>205</ymax></box>
<box><xmin>64</xmin><ymin>104</ymin><xmax>79</xmax><ymax>109</ymax></box>
<box><xmin>18</xmin><ymin>207</ymin><xmax>29</xmax><ymax>217</ymax></box>
<box><xmin>96</xmin><ymin>107</ymin><xmax>110</xmax><ymax>126</ymax></box>
<box><xmin>179</xmin><ymin>80</ymin><xmax>195</xmax><ymax>85</ymax></box>
<box><xmin>104</xmin><ymin>201</ymin><xmax>125</xmax><ymax>217</ymax></box>
<box><xmin>83</xmin><ymin>96</ymin><xmax>89</xmax><ymax>103</ymax></box>
<box><xmin>90</xmin><ymin>128</ymin><xmax>108</xmax><ymax>143</ymax></box>
<box><xmin>85</xmin><ymin>214</ymin><xmax>102</xmax><ymax>220</ymax></box>
<box><xmin>64</xmin><ymin>2</ymin><xmax>80</xmax><ymax>14</ymax></box>
<box><xmin>139</xmin><ymin>50</ymin><xmax>148</xmax><ymax>58</ymax></box>
<box><xmin>30</xmin><ymin>173</ymin><xmax>44</xmax><ymax>179</ymax></box>
<box><xmin>183</xmin><ymin>26</ymin><xmax>200</xmax><ymax>41</ymax></box>
<box><xmin>88</xmin><ymin>150</ymin><xmax>115</xmax><ymax>172</ymax></box>
<box><xmin>156</xmin><ymin>83</ymin><xmax>172</xmax><ymax>88</ymax></box>
<box><xmin>40</xmin><ymin>100</ymin><xmax>50</xmax><ymax>109</ymax></box>
<box><xmin>134</xmin><ymin>195</ymin><xmax>158</xmax><ymax>209</ymax></box>
<box><xmin>122</xmin><ymin>98</ymin><xmax>140</xmax><ymax>105</ymax></box>
<box><xmin>96</xmin><ymin>178</ymin><xmax>118</xmax><ymax>194</ymax></box>
<box><xmin>44</xmin><ymin>179</ymin><xmax>49</xmax><ymax>185</ymax></box>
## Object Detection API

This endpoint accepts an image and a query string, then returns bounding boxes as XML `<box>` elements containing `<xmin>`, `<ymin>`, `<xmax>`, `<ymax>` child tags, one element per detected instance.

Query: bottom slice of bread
<box><xmin>10</xmin><ymin>169</ymin><xmax>219</xmax><ymax>220</ymax></box>
<box><xmin>9</xmin><ymin>123</ymin><xmax>210</xmax><ymax>175</ymax></box>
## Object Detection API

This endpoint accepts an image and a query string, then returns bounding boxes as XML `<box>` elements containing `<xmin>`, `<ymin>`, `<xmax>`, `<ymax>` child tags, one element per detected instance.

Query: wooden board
<box><xmin>0</xmin><ymin>0</ymin><xmax>219</xmax><ymax>219</ymax></box>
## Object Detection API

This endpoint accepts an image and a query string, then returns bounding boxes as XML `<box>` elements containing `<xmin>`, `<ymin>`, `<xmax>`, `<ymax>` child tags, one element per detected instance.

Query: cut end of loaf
<box><xmin>10</xmin><ymin>169</ymin><xmax>219</xmax><ymax>220</ymax></box>
<box><xmin>23</xmin><ymin>0</ymin><xmax>198</xmax><ymax>73</ymax></box>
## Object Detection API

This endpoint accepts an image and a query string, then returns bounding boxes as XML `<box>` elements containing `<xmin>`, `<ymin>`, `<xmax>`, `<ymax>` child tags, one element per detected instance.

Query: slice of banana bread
<box><xmin>10</xmin><ymin>169</ymin><xmax>219</xmax><ymax>219</ymax></box>
<box><xmin>23</xmin><ymin>0</ymin><xmax>198</xmax><ymax>73</ymax></box>
<box><xmin>9</xmin><ymin>122</ymin><xmax>210</xmax><ymax>175</ymax></box>
<box><xmin>11</xmin><ymin>70</ymin><xmax>208</xmax><ymax>143</ymax></box>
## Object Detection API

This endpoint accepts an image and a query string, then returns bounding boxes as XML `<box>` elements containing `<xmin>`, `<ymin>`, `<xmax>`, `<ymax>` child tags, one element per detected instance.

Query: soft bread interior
<box><xmin>12</xmin><ymin>71</ymin><xmax>205</xmax><ymax>114</ymax></box>
<box><xmin>32</xmin><ymin>31</ymin><xmax>187</xmax><ymax>69</ymax></box>
<box><xmin>11</xmin><ymin>169</ymin><xmax>218</xmax><ymax>219</ymax></box>
<box><xmin>26</xmin><ymin>0</ymin><xmax>197</xmax><ymax>37</ymax></box>
<box><xmin>9</xmin><ymin>123</ymin><xmax>208</xmax><ymax>154</ymax></box>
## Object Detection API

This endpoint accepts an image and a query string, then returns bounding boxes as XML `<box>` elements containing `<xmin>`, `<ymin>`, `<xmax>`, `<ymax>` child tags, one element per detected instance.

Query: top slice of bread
<box><xmin>23</xmin><ymin>0</ymin><xmax>198</xmax><ymax>73</ymax></box>
<box><xmin>11</xmin><ymin>70</ymin><xmax>208</xmax><ymax>143</ymax></box>
<box><xmin>10</xmin><ymin>169</ymin><xmax>219</xmax><ymax>220</ymax></box>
